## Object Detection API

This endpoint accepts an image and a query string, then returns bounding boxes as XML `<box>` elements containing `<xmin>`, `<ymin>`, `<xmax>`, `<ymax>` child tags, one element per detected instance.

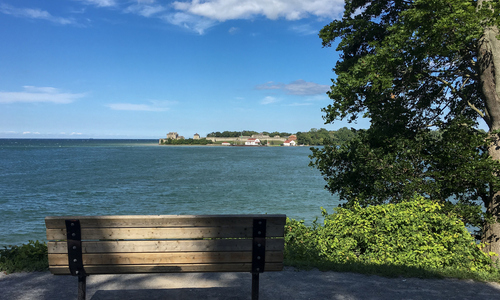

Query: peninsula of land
<box><xmin>159</xmin><ymin>132</ymin><xmax>297</xmax><ymax>146</ymax></box>
<box><xmin>159</xmin><ymin>128</ymin><xmax>356</xmax><ymax>146</ymax></box>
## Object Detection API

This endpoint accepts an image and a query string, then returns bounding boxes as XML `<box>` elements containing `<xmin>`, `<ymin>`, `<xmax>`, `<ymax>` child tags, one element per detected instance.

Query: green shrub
<box><xmin>285</xmin><ymin>196</ymin><xmax>500</xmax><ymax>280</ymax></box>
<box><xmin>0</xmin><ymin>240</ymin><xmax>48</xmax><ymax>274</ymax></box>
<box><xmin>284</xmin><ymin>218</ymin><xmax>317</xmax><ymax>265</ymax></box>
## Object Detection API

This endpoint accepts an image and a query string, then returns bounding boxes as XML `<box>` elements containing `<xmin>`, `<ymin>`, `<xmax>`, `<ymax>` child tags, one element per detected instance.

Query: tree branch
<box><xmin>468</xmin><ymin>100</ymin><xmax>486</xmax><ymax>118</ymax></box>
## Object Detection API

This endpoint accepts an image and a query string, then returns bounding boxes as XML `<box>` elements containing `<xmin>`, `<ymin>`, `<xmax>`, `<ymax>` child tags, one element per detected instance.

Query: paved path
<box><xmin>1</xmin><ymin>267</ymin><xmax>500</xmax><ymax>299</ymax></box>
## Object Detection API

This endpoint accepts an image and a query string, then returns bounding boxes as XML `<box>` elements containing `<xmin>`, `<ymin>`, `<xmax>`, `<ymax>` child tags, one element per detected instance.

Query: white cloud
<box><xmin>75</xmin><ymin>0</ymin><xmax>342</xmax><ymax>35</ymax></box>
<box><xmin>228</xmin><ymin>27</ymin><xmax>239</xmax><ymax>34</ymax></box>
<box><xmin>23</xmin><ymin>131</ymin><xmax>40</xmax><ymax>135</ymax></box>
<box><xmin>172</xmin><ymin>0</ymin><xmax>344</xmax><ymax>22</ymax></box>
<box><xmin>78</xmin><ymin>0</ymin><xmax>117</xmax><ymax>7</ymax></box>
<box><xmin>261</xmin><ymin>96</ymin><xmax>279</xmax><ymax>105</ymax></box>
<box><xmin>125</xmin><ymin>4</ymin><xmax>167</xmax><ymax>17</ymax></box>
<box><xmin>0</xmin><ymin>86</ymin><xmax>85</xmax><ymax>104</ymax></box>
<box><xmin>124</xmin><ymin>2</ymin><xmax>215</xmax><ymax>34</ymax></box>
<box><xmin>256</xmin><ymin>79</ymin><xmax>329</xmax><ymax>96</ymax></box>
<box><xmin>0</xmin><ymin>4</ymin><xmax>76</xmax><ymax>25</ymax></box>
<box><xmin>161</xmin><ymin>12</ymin><xmax>217</xmax><ymax>35</ymax></box>
<box><xmin>285</xmin><ymin>79</ymin><xmax>330</xmax><ymax>95</ymax></box>
<box><xmin>106</xmin><ymin>100</ymin><xmax>175</xmax><ymax>111</ymax></box>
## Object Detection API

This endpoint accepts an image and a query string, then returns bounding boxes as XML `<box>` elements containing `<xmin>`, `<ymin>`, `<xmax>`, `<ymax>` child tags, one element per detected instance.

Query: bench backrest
<box><xmin>45</xmin><ymin>215</ymin><xmax>286</xmax><ymax>275</ymax></box>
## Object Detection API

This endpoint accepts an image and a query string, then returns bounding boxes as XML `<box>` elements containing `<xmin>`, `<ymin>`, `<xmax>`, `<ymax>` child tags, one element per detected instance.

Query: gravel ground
<box><xmin>1</xmin><ymin>267</ymin><xmax>500</xmax><ymax>300</ymax></box>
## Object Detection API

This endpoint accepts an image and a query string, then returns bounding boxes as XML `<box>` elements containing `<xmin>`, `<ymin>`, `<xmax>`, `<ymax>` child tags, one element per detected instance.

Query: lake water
<box><xmin>0</xmin><ymin>139</ymin><xmax>340</xmax><ymax>247</ymax></box>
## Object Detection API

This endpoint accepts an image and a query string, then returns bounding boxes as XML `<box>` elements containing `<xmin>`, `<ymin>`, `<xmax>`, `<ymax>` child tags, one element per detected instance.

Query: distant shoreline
<box><xmin>157</xmin><ymin>144</ymin><xmax>287</xmax><ymax>147</ymax></box>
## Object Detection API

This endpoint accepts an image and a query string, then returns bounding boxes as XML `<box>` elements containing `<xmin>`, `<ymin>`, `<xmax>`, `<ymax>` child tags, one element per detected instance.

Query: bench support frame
<box><xmin>65</xmin><ymin>220</ymin><xmax>87</xmax><ymax>300</ymax></box>
<box><xmin>251</xmin><ymin>218</ymin><xmax>266</xmax><ymax>300</ymax></box>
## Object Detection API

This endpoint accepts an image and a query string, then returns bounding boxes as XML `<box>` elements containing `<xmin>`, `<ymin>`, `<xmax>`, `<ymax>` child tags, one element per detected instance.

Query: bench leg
<box><xmin>252</xmin><ymin>272</ymin><xmax>259</xmax><ymax>300</ymax></box>
<box><xmin>78</xmin><ymin>275</ymin><xmax>87</xmax><ymax>300</ymax></box>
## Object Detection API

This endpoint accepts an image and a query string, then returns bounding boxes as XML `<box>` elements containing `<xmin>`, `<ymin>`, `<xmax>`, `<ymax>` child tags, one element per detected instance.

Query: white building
<box><xmin>283</xmin><ymin>140</ymin><xmax>296</xmax><ymax>146</ymax></box>
<box><xmin>245</xmin><ymin>138</ymin><xmax>261</xmax><ymax>145</ymax></box>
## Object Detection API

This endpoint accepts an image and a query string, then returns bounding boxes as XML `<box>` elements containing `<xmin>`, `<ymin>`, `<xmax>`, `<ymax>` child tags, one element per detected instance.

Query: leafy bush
<box><xmin>285</xmin><ymin>196</ymin><xmax>499</xmax><ymax>280</ymax></box>
<box><xmin>0</xmin><ymin>240</ymin><xmax>48</xmax><ymax>274</ymax></box>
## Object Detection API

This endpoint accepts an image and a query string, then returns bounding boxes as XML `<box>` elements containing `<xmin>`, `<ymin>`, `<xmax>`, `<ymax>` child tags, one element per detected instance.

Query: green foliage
<box><xmin>207</xmin><ymin>130</ymin><xmax>258</xmax><ymax>137</ymax></box>
<box><xmin>206</xmin><ymin>131</ymin><xmax>291</xmax><ymax>138</ymax></box>
<box><xmin>330</xmin><ymin>127</ymin><xmax>356</xmax><ymax>146</ymax></box>
<box><xmin>285</xmin><ymin>197</ymin><xmax>500</xmax><ymax>280</ymax></box>
<box><xmin>296</xmin><ymin>127</ymin><xmax>357</xmax><ymax>146</ymax></box>
<box><xmin>296</xmin><ymin>128</ymin><xmax>332</xmax><ymax>145</ymax></box>
<box><xmin>161</xmin><ymin>138</ymin><xmax>213</xmax><ymax>145</ymax></box>
<box><xmin>310</xmin><ymin>119</ymin><xmax>499</xmax><ymax>229</ymax></box>
<box><xmin>0</xmin><ymin>240</ymin><xmax>48</xmax><ymax>274</ymax></box>
<box><xmin>314</xmin><ymin>0</ymin><xmax>500</xmax><ymax>245</ymax></box>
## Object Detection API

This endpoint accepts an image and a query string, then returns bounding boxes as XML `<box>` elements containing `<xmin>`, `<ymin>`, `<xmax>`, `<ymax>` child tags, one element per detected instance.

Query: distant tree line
<box><xmin>296</xmin><ymin>127</ymin><xmax>356</xmax><ymax>146</ymax></box>
<box><xmin>161</xmin><ymin>138</ymin><xmax>213</xmax><ymax>145</ymax></box>
<box><xmin>163</xmin><ymin>128</ymin><xmax>358</xmax><ymax>146</ymax></box>
<box><xmin>207</xmin><ymin>130</ymin><xmax>291</xmax><ymax>137</ymax></box>
<box><xmin>263</xmin><ymin>131</ymin><xmax>292</xmax><ymax>137</ymax></box>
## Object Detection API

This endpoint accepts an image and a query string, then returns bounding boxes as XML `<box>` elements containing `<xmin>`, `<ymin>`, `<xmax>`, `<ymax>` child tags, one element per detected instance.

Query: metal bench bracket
<box><xmin>252</xmin><ymin>218</ymin><xmax>266</xmax><ymax>300</ymax></box>
<box><xmin>65</xmin><ymin>220</ymin><xmax>86</xmax><ymax>277</ymax></box>
<box><xmin>252</xmin><ymin>218</ymin><xmax>266</xmax><ymax>273</ymax></box>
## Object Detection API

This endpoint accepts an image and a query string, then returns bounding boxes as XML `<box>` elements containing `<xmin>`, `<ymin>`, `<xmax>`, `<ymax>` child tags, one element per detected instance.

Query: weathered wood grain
<box><xmin>45</xmin><ymin>215</ymin><xmax>286</xmax><ymax>229</ymax></box>
<box><xmin>47</xmin><ymin>239</ymin><xmax>284</xmax><ymax>254</ymax></box>
<box><xmin>49</xmin><ymin>263</ymin><xmax>284</xmax><ymax>275</ymax></box>
<box><xmin>48</xmin><ymin>251</ymin><xmax>283</xmax><ymax>266</ymax></box>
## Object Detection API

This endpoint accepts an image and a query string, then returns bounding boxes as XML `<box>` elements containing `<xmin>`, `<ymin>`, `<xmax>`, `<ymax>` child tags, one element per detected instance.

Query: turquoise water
<box><xmin>0</xmin><ymin>139</ymin><xmax>340</xmax><ymax>247</ymax></box>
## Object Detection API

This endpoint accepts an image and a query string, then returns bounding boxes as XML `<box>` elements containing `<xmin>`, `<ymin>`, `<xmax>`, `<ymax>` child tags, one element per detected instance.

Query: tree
<box><xmin>311</xmin><ymin>0</ymin><xmax>500</xmax><ymax>256</ymax></box>
<box><xmin>296</xmin><ymin>128</ymin><xmax>334</xmax><ymax>145</ymax></box>
<box><xmin>296</xmin><ymin>131</ymin><xmax>313</xmax><ymax>145</ymax></box>
<box><xmin>331</xmin><ymin>127</ymin><xmax>356</xmax><ymax>145</ymax></box>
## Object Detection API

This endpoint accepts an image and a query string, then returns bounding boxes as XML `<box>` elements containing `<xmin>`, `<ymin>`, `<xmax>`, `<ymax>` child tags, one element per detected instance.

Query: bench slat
<box><xmin>46</xmin><ymin>225</ymin><xmax>284</xmax><ymax>240</ymax></box>
<box><xmin>48</xmin><ymin>239</ymin><xmax>284</xmax><ymax>254</ymax></box>
<box><xmin>45</xmin><ymin>215</ymin><xmax>286</xmax><ymax>229</ymax></box>
<box><xmin>48</xmin><ymin>251</ymin><xmax>283</xmax><ymax>266</ymax></box>
<box><xmin>49</xmin><ymin>263</ymin><xmax>284</xmax><ymax>275</ymax></box>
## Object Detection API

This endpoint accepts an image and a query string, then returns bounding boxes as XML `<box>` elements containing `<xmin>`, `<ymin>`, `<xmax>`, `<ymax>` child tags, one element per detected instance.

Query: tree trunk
<box><xmin>484</xmin><ymin>143</ymin><xmax>500</xmax><ymax>259</ymax></box>
<box><xmin>479</xmin><ymin>12</ymin><xmax>500</xmax><ymax>257</ymax></box>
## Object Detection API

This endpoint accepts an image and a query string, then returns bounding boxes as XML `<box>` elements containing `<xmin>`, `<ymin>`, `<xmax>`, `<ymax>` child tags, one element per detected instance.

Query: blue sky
<box><xmin>0</xmin><ymin>0</ymin><xmax>369</xmax><ymax>139</ymax></box>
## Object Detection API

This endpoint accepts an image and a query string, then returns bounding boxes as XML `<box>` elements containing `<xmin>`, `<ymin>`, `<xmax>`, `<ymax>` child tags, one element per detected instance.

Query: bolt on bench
<box><xmin>45</xmin><ymin>214</ymin><xmax>286</xmax><ymax>300</ymax></box>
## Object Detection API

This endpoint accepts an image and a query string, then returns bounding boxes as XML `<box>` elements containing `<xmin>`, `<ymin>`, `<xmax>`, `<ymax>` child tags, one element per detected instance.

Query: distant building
<box><xmin>167</xmin><ymin>132</ymin><xmax>179</xmax><ymax>139</ymax></box>
<box><xmin>245</xmin><ymin>138</ymin><xmax>261</xmax><ymax>146</ymax></box>
<box><xmin>288</xmin><ymin>135</ymin><xmax>297</xmax><ymax>141</ymax></box>
<box><xmin>283</xmin><ymin>140</ymin><xmax>296</xmax><ymax>146</ymax></box>
<box><xmin>194</xmin><ymin>133</ymin><xmax>200</xmax><ymax>140</ymax></box>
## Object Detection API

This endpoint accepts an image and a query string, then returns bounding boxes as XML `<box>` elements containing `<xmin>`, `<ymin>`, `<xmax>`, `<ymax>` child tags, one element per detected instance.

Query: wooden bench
<box><xmin>45</xmin><ymin>214</ymin><xmax>286</xmax><ymax>300</ymax></box>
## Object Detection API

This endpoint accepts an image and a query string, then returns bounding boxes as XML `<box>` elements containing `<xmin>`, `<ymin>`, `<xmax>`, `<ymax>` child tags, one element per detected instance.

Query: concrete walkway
<box><xmin>1</xmin><ymin>267</ymin><xmax>500</xmax><ymax>299</ymax></box>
